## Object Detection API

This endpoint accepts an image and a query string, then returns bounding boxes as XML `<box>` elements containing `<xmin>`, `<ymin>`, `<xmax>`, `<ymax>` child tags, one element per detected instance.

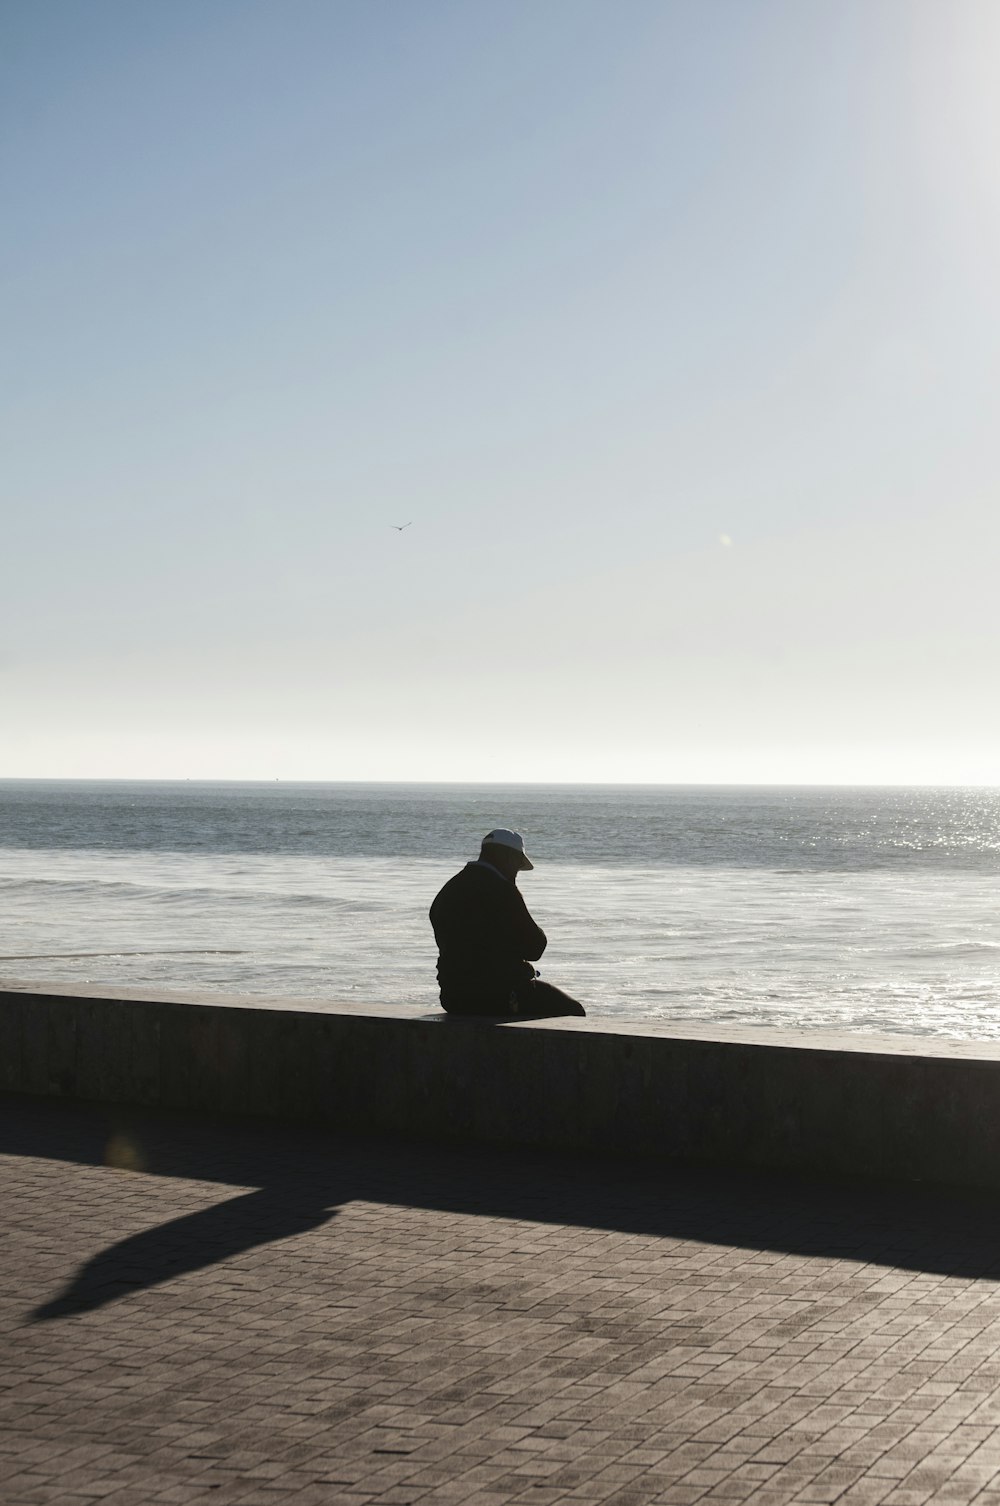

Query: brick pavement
<box><xmin>4</xmin><ymin>1095</ymin><xmax>1000</xmax><ymax>1505</ymax></box>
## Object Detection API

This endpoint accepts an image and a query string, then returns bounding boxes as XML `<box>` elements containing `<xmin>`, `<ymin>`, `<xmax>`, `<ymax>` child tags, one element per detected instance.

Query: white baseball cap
<box><xmin>482</xmin><ymin>828</ymin><xmax>533</xmax><ymax>870</ymax></box>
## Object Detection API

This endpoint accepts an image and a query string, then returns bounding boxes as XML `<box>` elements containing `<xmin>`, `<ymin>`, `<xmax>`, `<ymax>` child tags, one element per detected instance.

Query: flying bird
<box><xmin>390</xmin><ymin>522</ymin><xmax>412</xmax><ymax>531</ymax></box>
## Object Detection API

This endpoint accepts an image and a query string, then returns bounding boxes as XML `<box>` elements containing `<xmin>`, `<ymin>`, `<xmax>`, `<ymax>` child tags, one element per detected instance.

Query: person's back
<box><xmin>429</xmin><ymin>828</ymin><xmax>585</xmax><ymax>1018</ymax></box>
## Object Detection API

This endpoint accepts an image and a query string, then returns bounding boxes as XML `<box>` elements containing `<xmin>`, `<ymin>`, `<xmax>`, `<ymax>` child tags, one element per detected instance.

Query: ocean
<box><xmin>2</xmin><ymin>781</ymin><xmax>999</xmax><ymax>1039</ymax></box>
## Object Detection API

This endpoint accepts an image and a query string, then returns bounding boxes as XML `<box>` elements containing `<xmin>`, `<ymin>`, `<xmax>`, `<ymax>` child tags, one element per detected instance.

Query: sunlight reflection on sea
<box><xmin>2</xmin><ymin>836</ymin><xmax>1000</xmax><ymax>1039</ymax></box>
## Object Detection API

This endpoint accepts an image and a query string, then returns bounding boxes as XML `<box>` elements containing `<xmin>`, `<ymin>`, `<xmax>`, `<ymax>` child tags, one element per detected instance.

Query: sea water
<box><xmin>1</xmin><ymin>781</ymin><xmax>999</xmax><ymax>1039</ymax></box>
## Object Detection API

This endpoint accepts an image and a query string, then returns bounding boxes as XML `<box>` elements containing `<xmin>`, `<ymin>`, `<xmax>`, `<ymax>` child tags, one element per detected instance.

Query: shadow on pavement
<box><xmin>4</xmin><ymin>1092</ymin><xmax>1000</xmax><ymax>1320</ymax></box>
<box><xmin>31</xmin><ymin>1182</ymin><xmax>339</xmax><ymax>1320</ymax></box>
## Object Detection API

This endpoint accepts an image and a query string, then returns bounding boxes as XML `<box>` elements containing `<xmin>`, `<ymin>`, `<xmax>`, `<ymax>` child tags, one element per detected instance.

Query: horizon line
<box><xmin>1</xmin><ymin>777</ymin><xmax>998</xmax><ymax>791</ymax></box>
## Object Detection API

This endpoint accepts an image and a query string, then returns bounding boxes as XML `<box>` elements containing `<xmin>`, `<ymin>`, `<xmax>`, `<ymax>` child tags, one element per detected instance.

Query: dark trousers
<box><xmin>440</xmin><ymin>978</ymin><xmax>585</xmax><ymax>1019</ymax></box>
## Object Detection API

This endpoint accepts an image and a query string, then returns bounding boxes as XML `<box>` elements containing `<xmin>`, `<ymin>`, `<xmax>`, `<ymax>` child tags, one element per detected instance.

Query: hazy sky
<box><xmin>4</xmin><ymin>0</ymin><xmax>1000</xmax><ymax>783</ymax></box>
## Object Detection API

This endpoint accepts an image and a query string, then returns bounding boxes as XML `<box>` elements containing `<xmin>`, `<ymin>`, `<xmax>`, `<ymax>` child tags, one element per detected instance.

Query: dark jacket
<box><xmin>429</xmin><ymin>862</ymin><xmax>547</xmax><ymax>1004</ymax></box>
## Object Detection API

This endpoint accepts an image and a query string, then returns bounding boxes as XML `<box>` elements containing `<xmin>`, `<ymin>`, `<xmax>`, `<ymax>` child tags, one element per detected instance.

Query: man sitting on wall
<box><xmin>429</xmin><ymin>829</ymin><xmax>586</xmax><ymax>1018</ymax></box>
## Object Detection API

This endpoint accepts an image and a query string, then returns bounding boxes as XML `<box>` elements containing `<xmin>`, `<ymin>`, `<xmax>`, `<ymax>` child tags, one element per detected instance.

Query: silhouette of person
<box><xmin>429</xmin><ymin>828</ymin><xmax>586</xmax><ymax>1018</ymax></box>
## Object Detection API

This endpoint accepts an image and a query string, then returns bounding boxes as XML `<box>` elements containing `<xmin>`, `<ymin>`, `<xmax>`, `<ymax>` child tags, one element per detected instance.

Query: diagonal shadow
<box><xmin>32</xmin><ymin>1182</ymin><xmax>338</xmax><ymax>1320</ymax></box>
<box><xmin>4</xmin><ymin>1092</ymin><xmax>1000</xmax><ymax>1323</ymax></box>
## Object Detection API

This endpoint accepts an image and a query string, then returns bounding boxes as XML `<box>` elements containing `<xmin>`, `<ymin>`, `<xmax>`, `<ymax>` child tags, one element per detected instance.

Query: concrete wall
<box><xmin>4</xmin><ymin>982</ymin><xmax>1000</xmax><ymax>1188</ymax></box>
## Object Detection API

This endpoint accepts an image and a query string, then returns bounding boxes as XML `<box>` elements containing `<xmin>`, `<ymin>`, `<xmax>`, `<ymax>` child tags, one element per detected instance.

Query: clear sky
<box><xmin>3</xmin><ymin>0</ymin><xmax>1000</xmax><ymax>783</ymax></box>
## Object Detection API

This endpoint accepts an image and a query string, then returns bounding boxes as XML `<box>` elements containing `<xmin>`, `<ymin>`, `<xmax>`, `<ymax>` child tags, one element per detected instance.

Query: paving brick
<box><xmin>8</xmin><ymin>1097</ymin><xmax>1000</xmax><ymax>1505</ymax></box>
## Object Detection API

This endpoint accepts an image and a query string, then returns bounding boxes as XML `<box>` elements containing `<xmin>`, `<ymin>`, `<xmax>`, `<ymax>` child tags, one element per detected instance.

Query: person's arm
<box><xmin>508</xmin><ymin>885</ymin><xmax>547</xmax><ymax>961</ymax></box>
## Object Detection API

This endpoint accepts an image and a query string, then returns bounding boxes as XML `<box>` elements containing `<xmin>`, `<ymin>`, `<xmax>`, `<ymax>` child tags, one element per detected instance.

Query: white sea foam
<box><xmin>2</xmin><ymin>826</ymin><xmax>1000</xmax><ymax>1037</ymax></box>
